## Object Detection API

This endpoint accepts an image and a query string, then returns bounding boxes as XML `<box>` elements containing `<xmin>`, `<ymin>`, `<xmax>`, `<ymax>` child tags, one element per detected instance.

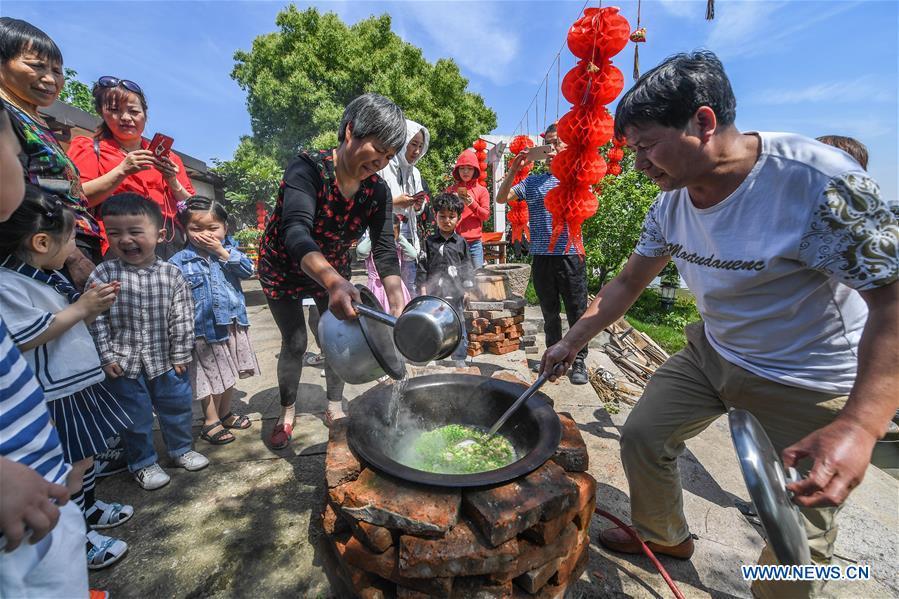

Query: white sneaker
<box><xmin>133</xmin><ymin>463</ymin><xmax>170</xmax><ymax>490</ymax></box>
<box><xmin>173</xmin><ymin>450</ymin><xmax>209</xmax><ymax>471</ymax></box>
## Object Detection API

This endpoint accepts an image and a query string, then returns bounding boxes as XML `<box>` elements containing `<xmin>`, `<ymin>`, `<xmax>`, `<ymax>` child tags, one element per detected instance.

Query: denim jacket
<box><xmin>169</xmin><ymin>238</ymin><xmax>254</xmax><ymax>342</ymax></box>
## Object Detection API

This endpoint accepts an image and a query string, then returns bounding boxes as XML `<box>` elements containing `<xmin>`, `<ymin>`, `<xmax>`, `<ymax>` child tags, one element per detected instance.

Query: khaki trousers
<box><xmin>620</xmin><ymin>323</ymin><xmax>846</xmax><ymax>598</ymax></box>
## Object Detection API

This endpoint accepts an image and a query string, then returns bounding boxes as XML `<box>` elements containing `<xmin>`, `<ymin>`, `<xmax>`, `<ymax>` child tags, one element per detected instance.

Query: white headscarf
<box><xmin>379</xmin><ymin>119</ymin><xmax>431</xmax><ymax>252</ymax></box>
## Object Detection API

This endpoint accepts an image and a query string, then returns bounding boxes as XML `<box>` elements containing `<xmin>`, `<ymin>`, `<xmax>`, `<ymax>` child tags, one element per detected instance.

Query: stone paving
<box><xmin>88</xmin><ymin>278</ymin><xmax>898</xmax><ymax>598</ymax></box>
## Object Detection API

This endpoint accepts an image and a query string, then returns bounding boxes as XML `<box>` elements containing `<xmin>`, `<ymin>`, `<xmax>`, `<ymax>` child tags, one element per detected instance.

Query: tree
<box><xmin>230</xmin><ymin>6</ymin><xmax>497</xmax><ymax>192</ymax></box>
<box><xmin>582</xmin><ymin>149</ymin><xmax>659</xmax><ymax>289</ymax></box>
<box><xmin>211</xmin><ymin>137</ymin><xmax>282</xmax><ymax>228</ymax></box>
<box><xmin>59</xmin><ymin>68</ymin><xmax>96</xmax><ymax>115</ymax></box>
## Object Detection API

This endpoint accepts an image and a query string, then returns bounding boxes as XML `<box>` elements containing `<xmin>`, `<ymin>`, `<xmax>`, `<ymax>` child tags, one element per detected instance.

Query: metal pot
<box><xmin>347</xmin><ymin>374</ymin><xmax>562</xmax><ymax>487</ymax></box>
<box><xmin>318</xmin><ymin>286</ymin><xmax>405</xmax><ymax>384</ymax></box>
<box><xmin>393</xmin><ymin>296</ymin><xmax>463</xmax><ymax>363</ymax></box>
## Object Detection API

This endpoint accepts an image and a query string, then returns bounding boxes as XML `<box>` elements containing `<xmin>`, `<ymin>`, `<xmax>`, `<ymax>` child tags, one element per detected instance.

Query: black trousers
<box><xmin>267</xmin><ymin>295</ymin><xmax>344</xmax><ymax>407</ymax></box>
<box><xmin>531</xmin><ymin>255</ymin><xmax>589</xmax><ymax>361</ymax></box>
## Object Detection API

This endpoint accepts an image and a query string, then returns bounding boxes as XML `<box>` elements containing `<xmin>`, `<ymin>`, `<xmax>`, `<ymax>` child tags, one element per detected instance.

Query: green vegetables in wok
<box><xmin>407</xmin><ymin>424</ymin><xmax>517</xmax><ymax>474</ymax></box>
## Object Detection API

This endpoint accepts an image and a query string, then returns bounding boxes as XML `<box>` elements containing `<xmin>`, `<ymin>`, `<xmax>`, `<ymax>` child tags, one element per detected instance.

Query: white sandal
<box><xmin>86</xmin><ymin>499</ymin><xmax>134</xmax><ymax>529</ymax></box>
<box><xmin>86</xmin><ymin>530</ymin><xmax>128</xmax><ymax>570</ymax></box>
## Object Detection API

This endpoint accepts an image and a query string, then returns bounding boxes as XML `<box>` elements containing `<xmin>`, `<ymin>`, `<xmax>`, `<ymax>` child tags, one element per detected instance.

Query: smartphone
<box><xmin>148</xmin><ymin>133</ymin><xmax>174</xmax><ymax>159</ymax></box>
<box><xmin>526</xmin><ymin>144</ymin><xmax>554</xmax><ymax>162</ymax></box>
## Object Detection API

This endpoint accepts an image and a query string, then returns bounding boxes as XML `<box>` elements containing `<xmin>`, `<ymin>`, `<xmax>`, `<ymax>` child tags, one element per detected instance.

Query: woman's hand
<box><xmin>154</xmin><ymin>155</ymin><xmax>181</xmax><ymax>183</ymax></box>
<box><xmin>458</xmin><ymin>187</ymin><xmax>473</xmax><ymax>206</ymax></box>
<box><xmin>394</xmin><ymin>193</ymin><xmax>414</xmax><ymax>209</ymax></box>
<box><xmin>327</xmin><ymin>277</ymin><xmax>361</xmax><ymax>320</ymax></box>
<box><xmin>116</xmin><ymin>149</ymin><xmax>156</xmax><ymax>177</ymax></box>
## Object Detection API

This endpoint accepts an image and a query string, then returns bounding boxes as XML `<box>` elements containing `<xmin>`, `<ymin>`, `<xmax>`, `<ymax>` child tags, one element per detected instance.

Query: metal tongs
<box><xmin>456</xmin><ymin>363</ymin><xmax>566</xmax><ymax>448</ymax></box>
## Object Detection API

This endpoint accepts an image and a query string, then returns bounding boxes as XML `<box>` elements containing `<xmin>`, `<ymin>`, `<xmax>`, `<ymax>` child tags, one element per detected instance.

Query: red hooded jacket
<box><xmin>445</xmin><ymin>149</ymin><xmax>490</xmax><ymax>242</ymax></box>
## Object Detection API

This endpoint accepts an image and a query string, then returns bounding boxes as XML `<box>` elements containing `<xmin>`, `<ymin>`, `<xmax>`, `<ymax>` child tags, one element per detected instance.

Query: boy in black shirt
<box><xmin>416</xmin><ymin>193</ymin><xmax>474</xmax><ymax>365</ymax></box>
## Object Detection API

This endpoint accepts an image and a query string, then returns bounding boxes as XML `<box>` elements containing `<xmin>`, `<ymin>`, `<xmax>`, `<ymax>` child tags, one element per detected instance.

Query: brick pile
<box><xmin>464</xmin><ymin>298</ymin><xmax>537</xmax><ymax>357</ymax></box>
<box><xmin>323</xmin><ymin>413</ymin><xmax>594</xmax><ymax>598</ymax></box>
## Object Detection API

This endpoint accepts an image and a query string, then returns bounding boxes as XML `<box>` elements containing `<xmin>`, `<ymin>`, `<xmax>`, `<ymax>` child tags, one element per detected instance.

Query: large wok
<box><xmin>347</xmin><ymin>374</ymin><xmax>562</xmax><ymax>487</ymax></box>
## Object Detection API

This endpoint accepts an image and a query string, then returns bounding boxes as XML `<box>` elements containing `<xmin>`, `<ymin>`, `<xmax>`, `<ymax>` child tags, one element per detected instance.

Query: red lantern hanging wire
<box><xmin>546</xmin><ymin>6</ymin><xmax>630</xmax><ymax>254</ymax></box>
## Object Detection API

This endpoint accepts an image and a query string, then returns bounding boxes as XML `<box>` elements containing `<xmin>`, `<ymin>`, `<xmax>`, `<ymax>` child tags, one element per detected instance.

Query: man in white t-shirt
<box><xmin>540</xmin><ymin>51</ymin><xmax>898</xmax><ymax>598</ymax></box>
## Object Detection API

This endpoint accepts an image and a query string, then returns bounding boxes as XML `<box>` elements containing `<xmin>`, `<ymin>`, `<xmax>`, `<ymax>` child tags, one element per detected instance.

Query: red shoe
<box><xmin>90</xmin><ymin>591</ymin><xmax>109</xmax><ymax>599</ymax></box>
<box><xmin>270</xmin><ymin>423</ymin><xmax>293</xmax><ymax>449</ymax></box>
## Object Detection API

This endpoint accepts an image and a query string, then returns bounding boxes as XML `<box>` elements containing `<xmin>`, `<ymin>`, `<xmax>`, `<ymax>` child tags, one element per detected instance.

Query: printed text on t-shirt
<box><xmin>667</xmin><ymin>243</ymin><xmax>766</xmax><ymax>271</ymax></box>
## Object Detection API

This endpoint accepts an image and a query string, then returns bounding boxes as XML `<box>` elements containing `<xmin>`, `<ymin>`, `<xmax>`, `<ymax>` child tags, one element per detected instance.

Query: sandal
<box><xmin>270</xmin><ymin>422</ymin><xmax>293</xmax><ymax>449</ymax></box>
<box><xmin>85</xmin><ymin>499</ymin><xmax>134</xmax><ymax>529</ymax></box>
<box><xmin>86</xmin><ymin>530</ymin><xmax>128</xmax><ymax>570</ymax></box>
<box><xmin>221</xmin><ymin>412</ymin><xmax>251</xmax><ymax>430</ymax></box>
<box><xmin>200</xmin><ymin>421</ymin><xmax>235</xmax><ymax>445</ymax></box>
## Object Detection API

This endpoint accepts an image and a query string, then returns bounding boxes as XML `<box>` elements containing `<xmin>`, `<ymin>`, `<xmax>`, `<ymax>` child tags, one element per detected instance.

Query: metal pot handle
<box><xmin>352</xmin><ymin>301</ymin><xmax>398</xmax><ymax>327</ymax></box>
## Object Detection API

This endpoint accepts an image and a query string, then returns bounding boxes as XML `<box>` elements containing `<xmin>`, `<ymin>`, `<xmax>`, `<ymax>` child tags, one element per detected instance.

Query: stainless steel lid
<box><xmin>356</xmin><ymin>286</ymin><xmax>406</xmax><ymax>380</ymax></box>
<box><xmin>728</xmin><ymin>409</ymin><xmax>811</xmax><ymax>566</ymax></box>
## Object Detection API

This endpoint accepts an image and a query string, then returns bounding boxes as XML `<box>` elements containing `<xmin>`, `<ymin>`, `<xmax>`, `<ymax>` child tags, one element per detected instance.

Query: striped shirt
<box><xmin>87</xmin><ymin>258</ymin><xmax>195</xmax><ymax>379</ymax></box>
<box><xmin>511</xmin><ymin>174</ymin><xmax>578</xmax><ymax>256</ymax></box>
<box><xmin>0</xmin><ymin>318</ymin><xmax>69</xmax><ymax>485</ymax></box>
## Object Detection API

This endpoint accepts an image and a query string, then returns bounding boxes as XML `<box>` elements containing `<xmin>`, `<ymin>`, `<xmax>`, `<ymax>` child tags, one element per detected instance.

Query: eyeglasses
<box><xmin>97</xmin><ymin>76</ymin><xmax>143</xmax><ymax>96</ymax></box>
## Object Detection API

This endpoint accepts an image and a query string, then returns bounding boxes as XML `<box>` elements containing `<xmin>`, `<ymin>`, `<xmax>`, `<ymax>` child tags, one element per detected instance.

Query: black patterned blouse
<box><xmin>258</xmin><ymin>149</ymin><xmax>400</xmax><ymax>300</ymax></box>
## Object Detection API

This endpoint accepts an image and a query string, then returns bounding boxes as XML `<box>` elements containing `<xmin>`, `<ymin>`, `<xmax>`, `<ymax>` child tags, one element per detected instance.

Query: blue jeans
<box><xmin>401</xmin><ymin>259</ymin><xmax>417</xmax><ymax>295</ymax></box>
<box><xmin>450</xmin><ymin>299</ymin><xmax>469</xmax><ymax>361</ymax></box>
<box><xmin>467</xmin><ymin>240</ymin><xmax>484</xmax><ymax>270</ymax></box>
<box><xmin>105</xmin><ymin>369</ymin><xmax>194</xmax><ymax>471</ymax></box>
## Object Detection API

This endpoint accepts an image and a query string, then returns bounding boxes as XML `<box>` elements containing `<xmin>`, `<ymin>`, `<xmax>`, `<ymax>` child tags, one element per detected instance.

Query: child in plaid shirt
<box><xmin>88</xmin><ymin>193</ymin><xmax>208</xmax><ymax>491</ymax></box>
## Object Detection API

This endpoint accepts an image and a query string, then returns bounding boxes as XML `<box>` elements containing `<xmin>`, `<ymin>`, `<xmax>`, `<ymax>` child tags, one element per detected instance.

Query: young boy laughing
<box><xmin>87</xmin><ymin>193</ymin><xmax>207</xmax><ymax>490</ymax></box>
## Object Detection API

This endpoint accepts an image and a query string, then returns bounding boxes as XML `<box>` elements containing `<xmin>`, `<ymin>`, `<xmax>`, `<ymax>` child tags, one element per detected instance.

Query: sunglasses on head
<box><xmin>97</xmin><ymin>76</ymin><xmax>143</xmax><ymax>96</ymax></box>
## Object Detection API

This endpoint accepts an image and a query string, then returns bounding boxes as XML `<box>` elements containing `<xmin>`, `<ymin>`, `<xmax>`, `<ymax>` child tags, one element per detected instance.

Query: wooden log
<box><xmin>474</xmin><ymin>274</ymin><xmax>508</xmax><ymax>301</ymax></box>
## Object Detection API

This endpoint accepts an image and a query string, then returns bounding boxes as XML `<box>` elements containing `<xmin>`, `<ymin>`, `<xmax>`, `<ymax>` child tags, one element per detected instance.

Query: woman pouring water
<box><xmin>257</xmin><ymin>93</ymin><xmax>407</xmax><ymax>448</ymax></box>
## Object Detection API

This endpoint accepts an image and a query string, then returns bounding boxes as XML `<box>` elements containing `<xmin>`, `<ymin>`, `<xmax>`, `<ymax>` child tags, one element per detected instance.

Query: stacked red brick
<box><xmin>465</xmin><ymin>298</ymin><xmax>531</xmax><ymax>357</ymax></box>
<box><xmin>322</xmin><ymin>410</ymin><xmax>595</xmax><ymax>598</ymax></box>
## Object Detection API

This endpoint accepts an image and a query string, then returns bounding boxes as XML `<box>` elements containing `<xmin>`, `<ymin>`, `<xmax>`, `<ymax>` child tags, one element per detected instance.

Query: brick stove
<box><xmin>322</xmin><ymin>411</ymin><xmax>595</xmax><ymax>598</ymax></box>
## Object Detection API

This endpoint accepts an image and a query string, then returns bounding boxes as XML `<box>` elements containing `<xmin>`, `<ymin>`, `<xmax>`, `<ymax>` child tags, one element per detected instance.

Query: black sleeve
<box><xmin>370</xmin><ymin>179</ymin><xmax>401</xmax><ymax>280</ymax></box>
<box><xmin>281</xmin><ymin>156</ymin><xmax>326</xmax><ymax>261</ymax></box>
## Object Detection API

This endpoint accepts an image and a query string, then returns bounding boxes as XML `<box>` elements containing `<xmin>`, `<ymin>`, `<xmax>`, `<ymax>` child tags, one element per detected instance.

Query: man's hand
<box><xmin>327</xmin><ymin>277</ymin><xmax>361</xmax><ymax>320</ymax></box>
<box><xmin>507</xmin><ymin>151</ymin><xmax>531</xmax><ymax>175</ymax></box>
<box><xmin>782</xmin><ymin>417</ymin><xmax>878</xmax><ymax>507</ymax></box>
<box><xmin>103</xmin><ymin>362</ymin><xmax>124</xmax><ymax>379</ymax></box>
<box><xmin>0</xmin><ymin>457</ymin><xmax>70</xmax><ymax>552</ymax></box>
<box><xmin>539</xmin><ymin>340</ymin><xmax>578</xmax><ymax>381</ymax></box>
<box><xmin>172</xmin><ymin>363</ymin><xmax>188</xmax><ymax>376</ymax></box>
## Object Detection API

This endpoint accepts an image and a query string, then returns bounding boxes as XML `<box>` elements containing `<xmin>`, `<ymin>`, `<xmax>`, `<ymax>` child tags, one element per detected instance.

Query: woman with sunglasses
<box><xmin>67</xmin><ymin>76</ymin><xmax>194</xmax><ymax>258</ymax></box>
<box><xmin>0</xmin><ymin>17</ymin><xmax>101</xmax><ymax>289</ymax></box>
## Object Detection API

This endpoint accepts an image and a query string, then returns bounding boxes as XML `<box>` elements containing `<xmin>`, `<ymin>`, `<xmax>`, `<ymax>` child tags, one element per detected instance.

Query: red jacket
<box><xmin>445</xmin><ymin>149</ymin><xmax>490</xmax><ymax>242</ymax></box>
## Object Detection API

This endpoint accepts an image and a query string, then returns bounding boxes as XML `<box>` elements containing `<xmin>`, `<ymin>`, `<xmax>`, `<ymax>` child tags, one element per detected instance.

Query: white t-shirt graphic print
<box><xmin>635</xmin><ymin>132</ymin><xmax>898</xmax><ymax>393</ymax></box>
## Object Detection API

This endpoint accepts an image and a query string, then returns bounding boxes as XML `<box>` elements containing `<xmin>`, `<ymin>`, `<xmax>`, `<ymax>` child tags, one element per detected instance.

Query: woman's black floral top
<box><xmin>258</xmin><ymin>149</ymin><xmax>399</xmax><ymax>300</ymax></box>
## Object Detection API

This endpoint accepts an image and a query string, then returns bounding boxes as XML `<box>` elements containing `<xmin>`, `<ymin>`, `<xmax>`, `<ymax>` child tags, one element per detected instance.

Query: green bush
<box><xmin>624</xmin><ymin>289</ymin><xmax>700</xmax><ymax>353</ymax></box>
<box><xmin>233</xmin><ymin>227</ymin><xmax>263</xmax><ymax>246</ymax></box>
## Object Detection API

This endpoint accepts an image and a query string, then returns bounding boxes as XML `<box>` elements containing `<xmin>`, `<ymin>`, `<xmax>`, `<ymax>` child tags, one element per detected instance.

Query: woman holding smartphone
<box><xmin>67</xmin><ymin>77</ymin><xmax>194</xmax><ymax>258</ymax></box>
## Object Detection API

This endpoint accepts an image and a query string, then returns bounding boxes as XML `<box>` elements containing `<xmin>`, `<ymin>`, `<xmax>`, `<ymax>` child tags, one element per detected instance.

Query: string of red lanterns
<box><xmin>545</xmin><ymin>6</ymin><xmax>630</xmax><ymax>254</ymax></box>
<box><xmin>506</xmin><ymin>134</ymin><xmax>534</xmax><ymax>244</ymax></box>
<box><xmin>472</xmin><ymin>138</ymin><xmax>488</xmax><ymax>186</ymax></box>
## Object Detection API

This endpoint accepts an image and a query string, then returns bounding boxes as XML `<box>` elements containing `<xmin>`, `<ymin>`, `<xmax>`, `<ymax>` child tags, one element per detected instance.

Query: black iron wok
<box><xmin>347</xmin><ymin>374</ymin><xmax>562</xmax><ymax>487</ymax></box>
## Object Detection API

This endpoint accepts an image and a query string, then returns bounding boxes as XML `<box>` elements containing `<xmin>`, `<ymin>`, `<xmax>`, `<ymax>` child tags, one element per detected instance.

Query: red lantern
<box><xmin>507</xmin><ymin>199</ymin><xmax>530</xmax><ymax>243</ymax></box>
<box><xmin>607</xmin><ymin>147</ymin><xmax>624</xmax><ymax>162</ymax></box>
<box><xmin>509</xmin><ymin>135</ymin><xmax>534</xmax><ymax>156</ymax></box>
<box><xmin>607</xmin><ymin>162</ymin><xmax>622</xmax><ymax>176</ymax></box>
<box><xmin>473</xmin><ymin>138</ymin><xmax>487</xmax><ymax>151</ymax></box>
<box><xmin>566</xmin><ymin>7</ymin><xmax>630</xmax><ymax>62</ymax></box>
<box><xmin>561</xmin><ymin>60</ymin><xmax>624</xmax><ymax>108</ymax></box>
<box><xmin>255</xmin><ymin>201</ymin><xmax>266</xmax><ymax>230</ymax></box>
<box><xmin>558</xmin><ymin>106</ymin><xmax>614</xmax><ymax>148</ymax></box>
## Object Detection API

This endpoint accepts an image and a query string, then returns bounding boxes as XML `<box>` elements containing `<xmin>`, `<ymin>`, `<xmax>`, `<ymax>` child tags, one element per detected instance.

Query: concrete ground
<box><xmin>89</xmin><ymin>278</ymin><xmax>898</xmax><ymax>598</ymax></box>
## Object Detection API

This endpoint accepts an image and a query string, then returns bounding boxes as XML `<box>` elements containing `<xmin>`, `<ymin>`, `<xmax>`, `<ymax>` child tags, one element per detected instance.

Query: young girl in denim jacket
<box><xmin>169</xmin><ymin>196</ymin><xmax>260</xmax><ymax>445</ymax></box>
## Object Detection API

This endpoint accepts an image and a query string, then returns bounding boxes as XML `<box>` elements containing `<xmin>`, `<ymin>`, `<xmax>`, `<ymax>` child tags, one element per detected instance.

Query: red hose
<box><xmin>594</xmin><ymin>507</ymin><xmax>687</xmax><ymax>599</ymax></box>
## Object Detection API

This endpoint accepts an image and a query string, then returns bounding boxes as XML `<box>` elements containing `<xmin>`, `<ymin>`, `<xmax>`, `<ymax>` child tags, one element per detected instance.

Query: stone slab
<box><xmin>520</xmin><ymin>503</ymin><xmax>577</xmax><ymax>546</ymax></box>
<box><xmin>550</xmin><ymin>528</ymin><xmax>589</xmax><ymax>586</ymax></box>
<box><xmin>322</xmin><ymin>501</ymin><xmax>349</xmax><ymax>536</ymax></box>
<box><xmin>513</xmin><ymin>556</ymin><xmax>562</xmax><ymax>594</ymax></box>
<box><xmin>503</xmin><ymin>297</ymin><xmax>528</xmax><ymax>311</ymax></box>
<box><xmin>399</xmin><ymin>519</ymin><xmax>518</xmax><ymax>578</ymax></box>
<box><xmin>512</xmin><ymin>523</ymin><xmax>579</xmax><ymax>579</ymax></box>
<box><xmin>468</xmin><ymin>301</ymin><xmax>505</xmax><ymax>311</ymax></box>
<box><xmin>340</xmin><ymin>468</ymin><xmax>460</xmax><ymax>537</ymax></box>
<box><xmin>462</xmin><ymin>461</ymin><xmax>578</xmax><ymax>546</ymax></box>
<box><xmin>338</xmin><ymin>536</ymin><xmax>453</xmax><ymax>597</ymax></box>
<box><xmin>550</xmin><ymin>412</ymin><xmax>589</xmax><ymax>472</ymax></box>
<box><xmin>325</xmin><ymin>418</ymin><xmax>363</xmax><ymax>489</ymax></box>
<box><xmin>350</xmin><ymin>519</ymin><xmax>394</xmax><ymax>554</ymax></box>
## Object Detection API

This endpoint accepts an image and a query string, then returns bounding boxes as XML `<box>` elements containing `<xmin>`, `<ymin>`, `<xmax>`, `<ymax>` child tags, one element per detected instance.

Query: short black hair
<box><xmin>544</xmin><ymin>122</ymin><xmax>557</xmax><ymax>136</ymax></box>
<box><xmin>0</xmin><ymin>17</ymin><xmax>63</xmax><ymax>66</ymax></box>
<box><xmin>0</xmin><ymin>184</ymin><xmax>74</xmax><ymax>259</ymax></box>
<box><xmin>177</xmin><ymin>194</ymin><xmax>229</xmax><ymax>228</ymax></box>
<box><xmin>615</xmin><ymin>50</ymin><xmax>736</xmax><ymax>139</ymax></box>
<box><xmin>432</xmin><ymin>192</ymin><xmax>463</xmax><ymax>216</ymax></box>
<box><xmin>816</xmin><ymin>135</ymin><xmax>868</xmax><ymax>170</ymax></box>
<box><xmin>101</xmin><ymin>193</ymin><xmax>163</xmax><ymax>229</ymax></box>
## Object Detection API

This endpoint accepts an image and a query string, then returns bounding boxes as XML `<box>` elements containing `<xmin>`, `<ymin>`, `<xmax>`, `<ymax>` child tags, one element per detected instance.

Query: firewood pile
<box><xmin>590</xmin><ymin>318</ymin><xmax>669</xmax><ymax>405</ymax></box>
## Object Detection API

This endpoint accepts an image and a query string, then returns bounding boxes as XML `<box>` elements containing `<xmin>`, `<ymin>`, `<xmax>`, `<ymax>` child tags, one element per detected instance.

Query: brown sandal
<box><xmin>200</xmin><ymin>421</ymin><xmax>235</xmax><ymax>445</ymax></box>
<box><xmin>221</xmin><ymin>412</ymin><xmax>251</xmax><ymax>430</ymax></box>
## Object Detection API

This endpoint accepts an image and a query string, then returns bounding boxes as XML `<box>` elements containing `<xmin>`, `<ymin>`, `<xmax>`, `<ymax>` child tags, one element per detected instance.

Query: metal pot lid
<box><xmin>355</xmin><ymin>285</ymin><xmax>406</xmax><ymax>380</ymax></box>
<box><xmin>728</xmin><ymin>409</ymin><xmax>811</xmax><ymax>566</ymax></box>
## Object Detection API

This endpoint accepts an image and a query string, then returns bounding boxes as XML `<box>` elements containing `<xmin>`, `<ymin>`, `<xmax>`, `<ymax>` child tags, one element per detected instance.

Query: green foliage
<box><xmin>230</xmin><ymin>6</ymin><xmax>497</xmax><ymax>193</ymax></box>
<box><xmin>625</xmin><ymin>289</ymin><xmax>701</xmax><ymax>353</ymax></box>
<box><xmin>59</xmin><ymin>68</ymin><xmax>96</xmax><ymax>115</ymax></box>
<box><xmin>582</xmin><ymin>149</ymin><xmax>659</xmax><ymax>290</ymax></box>
<box><xmin>211</xmin><ymin>137</ymin><xmax>282</xmax><ymax>227</ymax></box>
<box><xmin>233</xmin><ymin>227</ymin><xmax>264</xmax><ymax>246</ymax></box>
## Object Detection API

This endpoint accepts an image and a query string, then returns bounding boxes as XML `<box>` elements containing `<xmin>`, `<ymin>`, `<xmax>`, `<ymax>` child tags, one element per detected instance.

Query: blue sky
<box><xmin>6</xmin><ymin>1</ymin><xmax>896</xmax><ymax>199</ymax></box>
